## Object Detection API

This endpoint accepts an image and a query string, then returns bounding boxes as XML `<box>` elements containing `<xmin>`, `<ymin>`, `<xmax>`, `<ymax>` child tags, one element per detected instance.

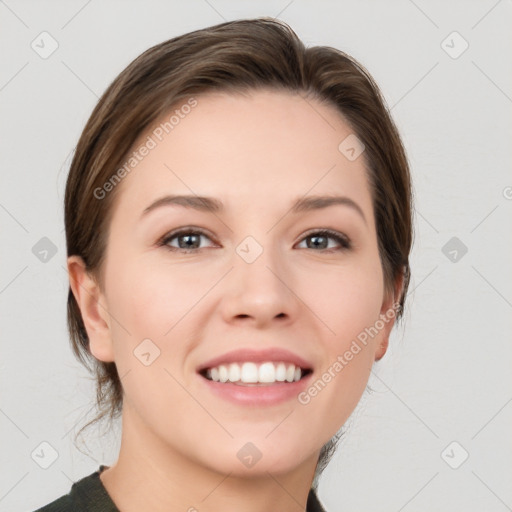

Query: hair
<box><xmin>65</xmin><ymin>17</ymin><xmax>413</xmax><ymax>488</ymax></box>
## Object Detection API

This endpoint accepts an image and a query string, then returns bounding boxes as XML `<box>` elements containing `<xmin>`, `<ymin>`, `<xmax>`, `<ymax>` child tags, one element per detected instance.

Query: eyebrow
<box><xmin>141</xmin><ymin>194</ymin><xmax>367</xmax><ymax>224</ymax></box>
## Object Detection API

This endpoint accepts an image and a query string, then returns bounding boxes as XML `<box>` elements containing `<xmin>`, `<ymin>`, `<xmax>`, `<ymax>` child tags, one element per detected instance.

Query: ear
<box><xmin>67</xmin><ymin>255</ymin><xmax>115</xmax><ymax>362</ymax></box>
<box><xmin>374</xmin><ymin>270</ymin><xmax>405</xmax><ymax>362</ymax></box>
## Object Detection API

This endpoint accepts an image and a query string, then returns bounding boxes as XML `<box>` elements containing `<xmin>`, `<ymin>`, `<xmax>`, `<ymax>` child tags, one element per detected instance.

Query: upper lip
<box><xmin>196</xmin><ymin>348</ymin><xmax>314</xmax><ymax>372</ymax></box>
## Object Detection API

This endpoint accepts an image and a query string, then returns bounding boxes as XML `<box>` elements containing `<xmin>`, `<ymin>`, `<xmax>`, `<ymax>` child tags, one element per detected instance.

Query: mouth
<box><xmin>196</xmin><ymin>347</ymin><xmax>315</xmax><ymax>405</ymax></box>
<box><xmin>199</xmin><ymin>361</ymin><xmax>313</xmax><ymax>386</ymax></box>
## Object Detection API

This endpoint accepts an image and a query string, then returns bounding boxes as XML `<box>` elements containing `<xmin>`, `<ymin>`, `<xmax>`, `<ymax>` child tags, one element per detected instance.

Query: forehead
<box><xmin>110</xmin><ymin>89</ymin><xmax>373</xmax><ymax>220</ymax></box>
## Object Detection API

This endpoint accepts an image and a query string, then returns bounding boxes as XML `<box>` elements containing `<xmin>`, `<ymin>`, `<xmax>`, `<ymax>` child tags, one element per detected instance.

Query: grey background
<box><xmin>1</xmin><ymin>1</ymin><xmax>511</xmax><ymax>511</ymax></box>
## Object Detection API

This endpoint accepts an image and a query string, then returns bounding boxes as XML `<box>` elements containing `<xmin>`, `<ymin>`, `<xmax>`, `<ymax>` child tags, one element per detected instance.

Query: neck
<box><xmin>100</xmin><ymin>403</ymin><xmax>320</xmax><ymax>512</ymax></box>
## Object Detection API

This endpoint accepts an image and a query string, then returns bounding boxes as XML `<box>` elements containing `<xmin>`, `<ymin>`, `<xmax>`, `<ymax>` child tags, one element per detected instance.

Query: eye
<box><xmin>296</xmin><ymin>229</ymin><xmax>351</xmax><ymax>251</ymax></box>
<box><xmin>158</xmin><ymin>227</ymin><xmax>351</xmax><ymax>253</ymax></box>
<box><xmin>159</xmin><ymin>228</ymin><xmax>217</xmax><ymax>252</ymax></box>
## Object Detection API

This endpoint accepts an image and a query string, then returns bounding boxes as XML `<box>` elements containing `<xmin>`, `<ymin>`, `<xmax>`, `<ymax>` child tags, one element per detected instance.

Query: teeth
<box><xmin>228</xmin><ymin>363</ymin><xmax>240</xmax><ymax>382</ymax></box>
<box><xmin>241</xmin><ymin>362</ymin><xmax>258</xmax><ymax>383</ymax></box>
<box><xmin>205</xmin><ymin>362</ymin><xmax>306</xmax><ymax>384</ymax></box>
<box><xmin>258</xmin><ymin>362</ymin><xmax>275</xmax><ymax>383</ymax></box>
<box><xmin>218</xmin><ymin>365</ymin><xmax>229</xmax><ymax>383</ymax></box>
<box><xmin>275</xmin><ymin>363</ymin><xmax>287</xmax><ymax>382</ymax></box>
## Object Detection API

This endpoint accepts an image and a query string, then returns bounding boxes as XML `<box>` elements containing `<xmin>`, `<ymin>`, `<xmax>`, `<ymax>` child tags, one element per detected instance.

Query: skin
<box><xmin>68</xmin><ymin>89</ymin><xmax>402</xmax><ymax>512</ymax></box>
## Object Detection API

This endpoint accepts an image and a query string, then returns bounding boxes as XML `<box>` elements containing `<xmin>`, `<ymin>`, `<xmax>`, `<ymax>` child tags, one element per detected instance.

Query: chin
<box><xmin>194</xmin><ymin>437</ymin><xmax>316</xmax><ymax>477</ymax></box>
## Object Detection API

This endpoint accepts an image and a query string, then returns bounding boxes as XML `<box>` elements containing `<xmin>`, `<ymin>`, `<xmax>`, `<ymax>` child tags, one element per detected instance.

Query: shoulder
<box><xmin>33</xmin><ymin>493</ymin><xmax>74</xmax><ymax>512</ymax></box>
<box><xmin>32</xmin><ymin>466</ymin><xmax>118</xmax><ymax>512</ymax></box>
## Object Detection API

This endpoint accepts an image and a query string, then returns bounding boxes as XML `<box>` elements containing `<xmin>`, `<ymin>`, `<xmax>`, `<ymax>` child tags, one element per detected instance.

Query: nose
<box><xmin>219</xmin><ymin>241</ymin><xmax>300</xmax><ymax>328</ymax></box>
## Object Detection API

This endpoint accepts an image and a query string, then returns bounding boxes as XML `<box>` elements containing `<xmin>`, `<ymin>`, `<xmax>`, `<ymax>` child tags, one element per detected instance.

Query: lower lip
<box><xmin>198</xmin><ymin>373</ymin><xmax>313</xmax><ymax>406</ymax></box>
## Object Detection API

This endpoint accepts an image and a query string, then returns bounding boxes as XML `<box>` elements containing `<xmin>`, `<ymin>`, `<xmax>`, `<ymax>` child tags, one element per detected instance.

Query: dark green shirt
<box><xmin>34</xmin><ymin>465</ymin><xmax>327</xmax><ymax>511</ymax></box>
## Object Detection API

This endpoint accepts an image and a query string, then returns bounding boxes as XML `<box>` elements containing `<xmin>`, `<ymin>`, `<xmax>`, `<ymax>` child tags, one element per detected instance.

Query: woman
<box><xmin>35</xmin><ymin>17</ymin><xmax>412</xmax><ymax>512</ymax></box>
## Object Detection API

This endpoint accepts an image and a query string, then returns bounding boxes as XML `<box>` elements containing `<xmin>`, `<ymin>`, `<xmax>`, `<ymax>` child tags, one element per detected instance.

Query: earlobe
<box><xmin>67</xmin><ymin>255</ymin><xmax>115</xmax><ymax>363</ymax></box>
<box><xmin>375</xmin><ymin>338</ymin><xmax>389</xmax><ymax>362</ymax></box>
<box><xmin>375</xmin><ymin>271</ymin><xmax>405</xmax><ymax>361</ymax></box>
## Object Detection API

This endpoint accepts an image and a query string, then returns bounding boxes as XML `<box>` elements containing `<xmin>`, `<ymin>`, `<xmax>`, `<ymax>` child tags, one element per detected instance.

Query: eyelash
<box><xmin>157</xmin><ymin>227</ymin><xmax>352</xmax><ymax>253</ymax></box>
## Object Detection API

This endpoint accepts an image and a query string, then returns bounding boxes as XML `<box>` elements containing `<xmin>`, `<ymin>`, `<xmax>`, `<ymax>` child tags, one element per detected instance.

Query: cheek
<box><xmin>298</xmin><ymin>255</ymin><xmax>385</xmax><ymax>344</ymax></box>
<box><xmin>103</xmin><ymin>259</ymin><xmax>201</xmax><ymax>421</ymax></box>
<box><xmin>299</xmin><ymin>255</ymin><xmax>385</xmax><ymax>421</ymax></box>
<box><xmin>104</xmin><ymin>255</ymin><xmax>219</xmax><ymax>375</ymax></box>
<box><xmin>106</xmin><ymin>254</ymin><xmax>206</xmax><ymax>333</ymax></box>
<box><xmin>296</xmin><ymin>273</ymin><xmax>383</xmax><ymax>440</ymax></box>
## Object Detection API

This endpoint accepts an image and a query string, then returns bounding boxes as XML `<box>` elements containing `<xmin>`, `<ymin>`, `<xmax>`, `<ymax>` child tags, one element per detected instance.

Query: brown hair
<box><xmin>65</xmin><ymin>17</ymin><xmax>413</xmax><ymax>485</ymax></box>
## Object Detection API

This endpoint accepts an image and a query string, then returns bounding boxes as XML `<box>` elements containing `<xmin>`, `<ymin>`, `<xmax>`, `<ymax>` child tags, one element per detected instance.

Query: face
<box><xmin>72</xmin><ymin>89</ymin><xmax>398</xmax><ymax>477</ymax></box>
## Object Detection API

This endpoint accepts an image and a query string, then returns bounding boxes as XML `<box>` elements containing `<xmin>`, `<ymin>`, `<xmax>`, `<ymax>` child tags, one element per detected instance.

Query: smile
<box><xmin>200</xmin><ymin>361</ymin><xmax>312</xmax><ymax>385</ymax></box>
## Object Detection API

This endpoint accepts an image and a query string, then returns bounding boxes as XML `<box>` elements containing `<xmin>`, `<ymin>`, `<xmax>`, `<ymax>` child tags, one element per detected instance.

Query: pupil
<box><xmin>179</xmin><ymin>234</ymin><xmax>199</xmax><ymax>249</ymax></box>
<box><xmin>309</xmin><ymin>235</ymin><xmax>327</xmax><ymax>249</ymax></box>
